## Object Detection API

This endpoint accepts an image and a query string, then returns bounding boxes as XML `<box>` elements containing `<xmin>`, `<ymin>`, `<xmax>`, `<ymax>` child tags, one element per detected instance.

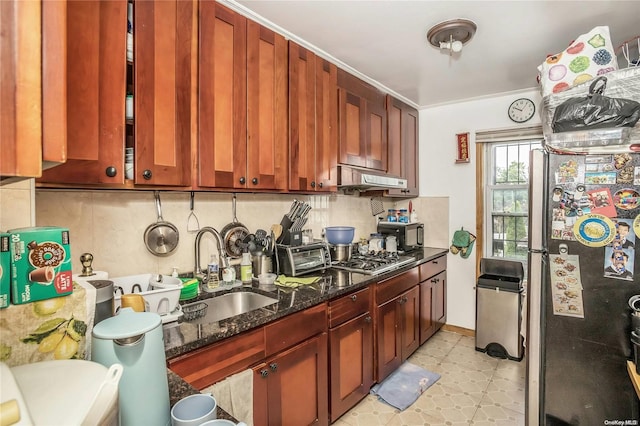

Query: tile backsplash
<box><xmin>34</xmin><ymin>190</ymin><xmax>449</xmax><ymax>277</ymax></box>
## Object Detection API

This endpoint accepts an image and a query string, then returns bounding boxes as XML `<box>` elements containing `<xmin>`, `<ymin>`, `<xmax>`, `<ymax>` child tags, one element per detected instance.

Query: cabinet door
<box><xmin>386</xmin><ymin>96</ymin><xmax>419</xmax><ymax>197</ymax></box>
<box><xmin>432</xmin><ymin>271</ymin><xmax>447</xmax><ymax>332</ymax></box>
<box><xmin>400</xmin><ymin>285</ymin><xmax>420</xmax><ymax>361</ymax></box>
<box><xmin>288</xmin><ymin>41</ymin><xmax>316</xmax><ymax>191</ymax></box>
<box><xmin>41</xmin><ymin>0</ymin><xmax>67</xmax><ymax>168</ymax></box>
<box><xmin>246</xmin><ymin>20</ymin><xmax>288</xmax><ymax>190</ymax></box>
<box><xmin>198</xmin><ymin>1</ymin><xmax>247</xmax><ymax>189</ymax></box>
<box><xmin>419</xmin><ymin>280</ymin><xmax>435</xmax><ymax>344</ymax></box>
<box><xmin>133</xmin><ymin>0</ymin><xmax>192</xmax><ymax>186</ymax></box>
<box><xmin>255</xmin><ymin>333</ymin><xmax>329</xmax><ymax>426</ymax></box>
<box><xmin>40</xmin><ymin>0</ymin><xmax>126</xmax><ymax>184</ymax></box>
<box><xmin>329</xmin><ymin>313</ymin><xmax>373</xmax><ymax>423</ymax></box>
<box><xmin>365</xmin><ymin>97</ymin><xmax>387</xmax><ymax>171</ymax></box>
<box><xmin>315</xmin><ymin>58</ymin><xmax>338</xmax><ymax>192</ymax></box>
<box><xmin>338</xmin><ymin>88</ymin><xmax>367</xmax><ymax>168</ymax></box>
<box><xmin>1</xmin><ymin>0</ymin><xmax>42</xmax><ymax>177</ymax></box>
<box><xmin>375</xmin><ymin>296</ymin><xmax>401</xmax><ymax>382</ymax></box>
<box><xmin>0</xmin><ymin>0</ymin><xmax>65</xmax><ymax>178</ymax></box>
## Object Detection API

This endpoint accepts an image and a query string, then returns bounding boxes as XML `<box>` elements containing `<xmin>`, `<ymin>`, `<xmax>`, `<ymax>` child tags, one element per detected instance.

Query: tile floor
<box><xmin>332</xmin><ymin>330</ymin><xmax>526</xmax><ymax>426</ymax></box>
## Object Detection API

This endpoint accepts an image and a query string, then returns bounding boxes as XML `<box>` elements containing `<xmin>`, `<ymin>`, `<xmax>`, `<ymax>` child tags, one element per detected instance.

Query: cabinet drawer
<box><xmin>375</xmin><ymin>267</ymin><xmax>419</xmax><ymax>305</ymax></box>
<box><xmin>329</xmin><ymin>287</ymin><xmax>371</xmax><ymax>328</ymax></box>
<box><xmin>419</xmin><ymin>255</ymin><xmax>446</xmax><ymax>281</ymax></box>
<box><xmin>265</xmin><ymin>303</ymin><xmax>327</xmax><ymax>357</ymax></box>
<box><xmin>168</xmin><ymin>327</ymin><xmax>265</xmax><ymax>390</ymax></box>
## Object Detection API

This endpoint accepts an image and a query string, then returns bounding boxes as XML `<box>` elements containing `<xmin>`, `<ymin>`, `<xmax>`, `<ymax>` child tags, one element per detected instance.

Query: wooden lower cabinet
<box><xmin>328</xmin><ymin>287</ymin><xmax>373</xmax><ymax>422</ymax></box>
<box><xmin>375</xmin><ymin>285</ymin><xmax>420</xmax><ymax>382</ymax></box>
<box><xmin>253</xmin><ymin>333</ymin><xmax>329</xmax><ymax>426</ymax></box>
<box><xmin>419</xmin><ymin>255</ymin><xmax>447</xmax><ymax>344</ymax></box>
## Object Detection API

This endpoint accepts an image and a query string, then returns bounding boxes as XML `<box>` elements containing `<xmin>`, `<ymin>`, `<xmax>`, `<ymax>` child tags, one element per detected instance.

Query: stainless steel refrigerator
<box><xmin>527</xmin><ymin>149</ymin><xmax>640</xmax><ymax>425</ymax></box>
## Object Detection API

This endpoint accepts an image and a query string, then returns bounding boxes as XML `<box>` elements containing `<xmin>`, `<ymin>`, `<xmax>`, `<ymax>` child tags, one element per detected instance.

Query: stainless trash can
<box><xmin>475</xmin><ymin>259</ymin><xmax>524</xmax><ymax>361</ymax></box>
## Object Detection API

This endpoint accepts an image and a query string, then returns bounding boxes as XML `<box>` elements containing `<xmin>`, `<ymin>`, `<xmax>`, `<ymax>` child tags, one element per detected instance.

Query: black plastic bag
<box><xmin>552</xmin><ymin>76</ymin><xmax>640</xmax><ymax>133</ymax></box>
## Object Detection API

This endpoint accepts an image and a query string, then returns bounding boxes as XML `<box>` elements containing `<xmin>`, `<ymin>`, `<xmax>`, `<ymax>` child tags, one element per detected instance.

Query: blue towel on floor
<box><xmin>370</xmin><ymin>361</ymin><xmax>441</xmax><ymax>411</ymax></box>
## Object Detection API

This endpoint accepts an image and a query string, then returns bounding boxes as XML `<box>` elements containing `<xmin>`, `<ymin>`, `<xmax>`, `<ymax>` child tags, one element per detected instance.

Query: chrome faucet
<box><xmin>194</xmin><ymin>226</ymin><xmax>225</xmax><ymax>283</ymax></box>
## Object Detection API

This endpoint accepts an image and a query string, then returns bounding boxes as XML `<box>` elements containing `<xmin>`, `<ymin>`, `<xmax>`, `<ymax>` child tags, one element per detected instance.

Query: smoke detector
<box><xmin>427</xmin><ymin>18</ymin><xmax>477</xmax><ymax>55</ymax></box>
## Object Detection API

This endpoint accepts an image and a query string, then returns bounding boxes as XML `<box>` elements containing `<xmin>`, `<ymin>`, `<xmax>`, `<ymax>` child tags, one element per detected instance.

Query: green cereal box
<box><xmin>0</xmin><ymin>233</ymin><xmax>10</xmax><ymax>308</ymax></box>
<box><xmin>8</xmin><ymin>227</ymin><xmax>73</xmax><ymax>304</ymax></box>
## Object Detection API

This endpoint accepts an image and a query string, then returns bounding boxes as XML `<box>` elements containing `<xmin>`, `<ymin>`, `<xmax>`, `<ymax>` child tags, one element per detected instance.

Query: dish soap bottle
<box><xmin>240</xmin><ymin>252</ymin><xmax>253</xmax><ymax>285</ymax></box>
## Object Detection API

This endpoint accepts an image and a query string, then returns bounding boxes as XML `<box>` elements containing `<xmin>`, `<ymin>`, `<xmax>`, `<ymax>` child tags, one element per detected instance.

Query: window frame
<box><xmin>482</xmin><ymin>139</ymin><xmax>542</xmax><ymax>263</ymax></box>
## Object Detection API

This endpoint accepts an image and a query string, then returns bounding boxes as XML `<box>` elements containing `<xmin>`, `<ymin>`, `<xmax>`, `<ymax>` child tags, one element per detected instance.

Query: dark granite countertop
<box><xmin>163</xmin><ymin>247</ymin><xmax>448</xmax><ymax>360</ymax></box>
<box><xmin>165</xmin><ymin>247</ymin><xmax>447</xmax><ymax>424</ymax></box>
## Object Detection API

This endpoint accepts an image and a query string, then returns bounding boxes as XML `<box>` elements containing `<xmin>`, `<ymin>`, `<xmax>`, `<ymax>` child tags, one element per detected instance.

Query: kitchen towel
<box><xmin>205</xmin><ymin>369</ymin><xmax>254</xmax><ymax>426</ymax></box>
<box><xmin>275</xmin><ymin>275</ymin><xmax>320</xmax><ymax>288</ymax></box>
<box><xmin>370</xmin><ymin>361</ymin><xmax>440</xmax><ymax>411</ymax></box>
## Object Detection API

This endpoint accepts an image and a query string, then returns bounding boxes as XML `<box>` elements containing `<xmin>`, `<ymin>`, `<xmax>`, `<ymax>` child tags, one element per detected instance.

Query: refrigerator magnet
<box><xmin>586</xmin><ymin>188</ymin><xmax>616</xmax><ymax>217</ymax></box>
<box><xmin>573</xmin><ymin>213</ymin><xmax>616</xmax><ymax>247</ymax></box>
<box><xmin>552</xmin><ymin>187</ymin><xmax>563</xmax><ymax>202</ymax></box>
<box><xmin>633</xmin><ymin>214</ymin><xmax>640</xmax><ymax>237</ymax></box>
<box><xmin>574</xmin><ymin>184</ymin><xmax>585</xmax><ymax>199</ymax></box>
<box><xmin>604</xmin><ymin>246</ymin><xmax>634</xmax><ymax>281</ymax></box>
<box><xmin>549</xmin><ymin>254</ymin><xmax>585</xmax><ymax>318</ymax></box>
<box><xmin>613</xmin><ymin>188</ymin><xmax>640</xmax><ymax>211</ymax></box>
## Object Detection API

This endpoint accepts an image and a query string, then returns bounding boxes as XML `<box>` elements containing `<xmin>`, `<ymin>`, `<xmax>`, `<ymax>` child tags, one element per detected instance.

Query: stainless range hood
<box><xmin>338</xmin><ymin>165</ymin><xmax>407</xmax><ymax>190</ymax></box>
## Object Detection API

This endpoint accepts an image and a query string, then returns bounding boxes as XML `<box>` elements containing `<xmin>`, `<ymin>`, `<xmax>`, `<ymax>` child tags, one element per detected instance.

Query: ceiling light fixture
<box><xmin>427</xmin><ymin>18</ymin><xmax>477</xmax><ymax>56</ymax></box>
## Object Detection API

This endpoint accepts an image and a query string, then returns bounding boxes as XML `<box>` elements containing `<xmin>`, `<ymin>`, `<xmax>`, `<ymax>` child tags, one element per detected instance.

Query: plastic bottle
<box><xmin>240</xmin><ymin>252</ymin><xmax>253</xmax><ymax>284</ymax></box>
<box><xmin>171</xmin><ymin>267</ymin><xmax>179</xmax><ymax>278</ymax></box>
<box><xmin>207</xmin><ymin>254</ymin><xmax>219</xmax><ymax>290</ymax></box>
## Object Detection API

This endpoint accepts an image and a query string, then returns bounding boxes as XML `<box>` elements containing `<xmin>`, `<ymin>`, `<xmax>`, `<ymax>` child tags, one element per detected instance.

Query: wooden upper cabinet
<box><xmin>337</xmin><ymin>69</ymin><xmax>387</xmax><ymax>172</ymax></box>
<box><xmin>1</xmin><ymin>0</ymin><xmax>66</xmax><ymax>179</ymax></box>
<box><xmin>289</xmin><ymin>44</ymin><xmax>338</xmax><ymax>192</ymax></box>
<box><xmin>289</xmin><ymin>41</ymin><xmax>316</xmax><ymax>191</ymax></box>
<box><xmin>246</xmin><ymin>21</ymin><xmax>288</xmax><ymax>190</ymax></box>
<box><xmin>198</xmin><ymin>6</ymin><xmax>287</xmax><ymax>191</ymax></box>
<box><xmin>338</xmin><ymin>88</ymin><xmax>366</xmax><ymax>168</ymax></box>
<box><xmin>386</xmin><ymin>95</ymin><xmax>419</xmax><ymax>197</ymax></box>
<box><xmin>198</xmin><ymin>0</ymin><xmax>247</xmax><ymax>189</ymax></box>
<box><xmin>315</xmin><ymin>58</ymin><xmax>338</xmax><ymax>191</ymax></box>
<box><xmin>133</xmin><ymin>0</ymin><xmax>192</xmax><ymax>186</ymax></box>
<box><xmin>40</xmin><ymin>0</ymin><xmax>192</xmax><ymax>187</ymax></box>
<box><xmin>40</xmin><ymin>0</ymin><xmax>126</xmax><ymax>185</ymax></box>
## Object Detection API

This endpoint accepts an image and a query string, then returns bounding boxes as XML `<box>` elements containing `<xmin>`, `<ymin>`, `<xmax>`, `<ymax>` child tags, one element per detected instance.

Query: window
<box><xmin>484</xmin><ymin>139</ymin><xmax>542</xmax><ymax>261</ymax></box>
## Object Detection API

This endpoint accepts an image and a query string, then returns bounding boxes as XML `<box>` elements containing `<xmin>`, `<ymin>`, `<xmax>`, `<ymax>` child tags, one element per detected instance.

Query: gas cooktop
<box><xmin>331</xmin><ymin>252</ymin><xmax>415</xmax><ymax>275</ymax></box>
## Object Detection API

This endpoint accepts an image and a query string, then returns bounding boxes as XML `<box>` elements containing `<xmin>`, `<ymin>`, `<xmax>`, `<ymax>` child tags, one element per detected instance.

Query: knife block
<box><xmin>279</xmin><ymin>229</ymin><xmax>302</xmax><ymax>246</ymax></box>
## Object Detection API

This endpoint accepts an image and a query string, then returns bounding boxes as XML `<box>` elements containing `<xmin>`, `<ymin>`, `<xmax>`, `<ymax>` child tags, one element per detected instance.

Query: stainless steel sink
<box><xmin>182</xmin><ymin>291</ymin><xmax>278</xmax><ymax>324</ymax></box>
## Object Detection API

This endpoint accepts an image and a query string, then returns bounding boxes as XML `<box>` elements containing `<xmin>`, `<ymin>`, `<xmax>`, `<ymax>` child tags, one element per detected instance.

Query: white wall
<box><xmin>419</xmin><ymin>89</ymin><xmax>542</xmax><ymax>330</ymax></box>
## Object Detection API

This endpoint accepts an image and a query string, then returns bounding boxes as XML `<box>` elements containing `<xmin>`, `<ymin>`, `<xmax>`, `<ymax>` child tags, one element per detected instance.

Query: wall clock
<box><xmin>508</xmin><ymin>98</ymin><xmax>536</xmax><ymax>123</ymax></box>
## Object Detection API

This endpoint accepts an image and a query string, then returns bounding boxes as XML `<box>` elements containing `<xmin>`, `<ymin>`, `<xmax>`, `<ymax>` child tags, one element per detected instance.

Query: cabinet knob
<box><xmin>364</xmin><ymin>316</ymin><xmax>372</xmax><ymax>323</ymax></box>
<box><xmin>311</xmin><ymin>181</ymin><xmax>316</xmax><ymax>188</ymax></box>
<box><xmin>142</xmin><ymin>169</ymin><xmax>152</xmax><ymax>180</ymax></box>
<box><xmin>318</xmin><ymin>182</ymin><xmax>323</xmax><ymax>188</ymax></box>
<box><xmin>252</xmin><ymin>177</ymin><xmax>258</xmax><ymax>185</ymax></box>
<box><xmin>269</xmin><ymin>363</ymin><xmax>278</xmax><ymax>372</ymax></box>
<box><xmin>105</xmin><ymin>166</ymin><xmax>117</xmax><ymax>177</ymax></box>
<box><xmin>351</xmin><ymin>294</ymin><xmax>357</xmax><ymax>302</ymax></box>
<box><xmin>260</xmin><ymin>369</ymin><xmax>269</xmax><ymax>378</ymax></box>
<box><xmin>239</xmin><ymin>177</ymin><xmax>246</xmax><ymax>185</ymax></box>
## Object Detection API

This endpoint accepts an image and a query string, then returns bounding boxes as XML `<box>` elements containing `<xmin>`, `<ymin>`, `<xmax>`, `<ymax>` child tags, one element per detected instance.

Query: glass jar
<box><xmin>398</xmin><ymin>209</ymin><xmax>409</xmax><ymax>223</ymax></box>
<box><xmin>387</xmin><ymin>209</ymin><xmax>397</xmax><ymax>222</ymax></box>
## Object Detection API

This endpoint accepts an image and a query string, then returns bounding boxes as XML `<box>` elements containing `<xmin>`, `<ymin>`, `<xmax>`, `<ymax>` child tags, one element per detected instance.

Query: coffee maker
<box><xmin>91</xmin><ymin>308</ymin><xmax>170</xmax><ymax>426</ymax></box>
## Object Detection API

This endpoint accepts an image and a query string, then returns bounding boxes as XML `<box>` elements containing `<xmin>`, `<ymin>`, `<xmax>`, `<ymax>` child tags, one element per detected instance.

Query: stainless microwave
<box><xmin>376</xmin><ymin>222</ymin><xmax>424</xmax><ymax>252</ymax></box>
<box><xmin>275</xmin><ymin>241</ymin><xmax>331</xmax><ymax>277</ymax></box>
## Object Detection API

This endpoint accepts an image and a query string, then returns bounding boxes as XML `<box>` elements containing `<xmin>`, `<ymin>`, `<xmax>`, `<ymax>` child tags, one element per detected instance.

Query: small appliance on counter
<box><xmin>91</xmin><ymin>308</ymin><xmax>171</xmax><ymax>426</ymax></box>
<box><xmin>376</xmin><ymin>222</ymin><xmax>424</xmax><ymax>252</ymax></box>
<box><xmin>275</xmin><ymin>241</ymin><xmax>331</xmax><ymax>277</ymax></box>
